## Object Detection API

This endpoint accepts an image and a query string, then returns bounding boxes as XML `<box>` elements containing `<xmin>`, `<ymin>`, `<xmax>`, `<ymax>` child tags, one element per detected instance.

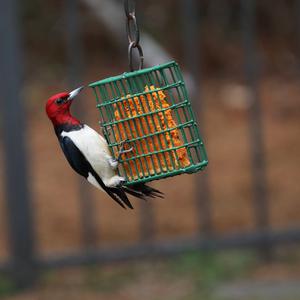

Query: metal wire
<box><xmin>90</xmin><ymin>61</ymin><xmax>208</xmax><ymax>186</ymax></box>
<box><xmin>124</xmin><ymin>0</ymin><xmax>144</xmax><ymax>71</ymax></box>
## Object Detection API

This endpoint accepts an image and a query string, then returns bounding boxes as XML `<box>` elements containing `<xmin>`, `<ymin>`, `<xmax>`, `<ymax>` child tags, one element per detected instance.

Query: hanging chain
<box><xmin>124</xmin><ymin>0</ymin><xmax>144</xmax><ymax>71</ymax></box>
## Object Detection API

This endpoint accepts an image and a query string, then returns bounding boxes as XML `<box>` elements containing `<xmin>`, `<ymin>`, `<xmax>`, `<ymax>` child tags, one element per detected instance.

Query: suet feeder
<box><xmin>89</xmin><ymin>61</ymin><xmax>208</xmax><ymax>186</ymax></box>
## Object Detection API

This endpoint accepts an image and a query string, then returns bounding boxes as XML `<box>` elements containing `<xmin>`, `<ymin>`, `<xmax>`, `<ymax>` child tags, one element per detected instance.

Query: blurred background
<box><xmin>0</xmin><ymin>0</ymin><xmax>300</xmax><ymax>299</ymax></box>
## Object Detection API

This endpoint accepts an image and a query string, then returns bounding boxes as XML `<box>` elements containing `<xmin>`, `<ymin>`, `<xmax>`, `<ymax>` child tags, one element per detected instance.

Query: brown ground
<box><xmin>0</xmin><ymin>76</ymin><xmax>299</xmax><ymax>259</ymax></box>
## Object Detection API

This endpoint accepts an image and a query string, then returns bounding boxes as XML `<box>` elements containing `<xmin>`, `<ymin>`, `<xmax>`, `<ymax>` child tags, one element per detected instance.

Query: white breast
<box><xmin>61</xmin><ymin>125</ymin><xmax>116</xmax><ymax>185</ymax></box>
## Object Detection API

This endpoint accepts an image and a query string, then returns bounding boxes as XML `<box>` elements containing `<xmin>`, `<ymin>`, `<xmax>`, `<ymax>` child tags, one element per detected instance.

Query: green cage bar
<box><xmin>89</xmin><ymin>61</ymin><xmax>208</xmax><ymax>186</ymax></box>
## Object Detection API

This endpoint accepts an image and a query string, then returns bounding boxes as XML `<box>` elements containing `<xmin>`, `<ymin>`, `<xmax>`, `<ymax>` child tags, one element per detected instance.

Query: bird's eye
<box><xmin>56</xmin><ymin>98</ymin><xmax>64</xmax><ymax>104</ymax></box>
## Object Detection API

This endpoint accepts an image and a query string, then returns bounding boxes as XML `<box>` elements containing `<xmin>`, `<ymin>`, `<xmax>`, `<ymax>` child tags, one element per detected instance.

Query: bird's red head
<box><xmin>45</xmin><ymin>87</ymin><xmax>83</xmax><ymax>126</ymax></box>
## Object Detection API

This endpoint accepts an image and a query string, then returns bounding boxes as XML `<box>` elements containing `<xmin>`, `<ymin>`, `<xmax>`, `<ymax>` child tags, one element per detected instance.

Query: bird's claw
<box><xmin>108</xmin><ymin>158</ymin><xmax>118</xmax><ymax>170</ymax></box>
<box><xmin>116</xmin><ymin>139</ymin><xmax>133</xmax><ymax>161</ymax></box>
<box><xmin>99</xmin><ymin>122</ymin><xmax>113</xmax><ymax>136</ymax></box>
<box><xmin>119</xmin><ymin>147</ymin><xmax>133</xmax><ymax>155</ymax></box>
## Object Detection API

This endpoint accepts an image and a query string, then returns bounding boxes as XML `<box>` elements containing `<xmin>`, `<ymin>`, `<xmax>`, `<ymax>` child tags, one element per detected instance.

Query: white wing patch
<box><xmin>61</xmin><ymin>125</ymin><xmax>123</xmax><ymax>187</ymax></box>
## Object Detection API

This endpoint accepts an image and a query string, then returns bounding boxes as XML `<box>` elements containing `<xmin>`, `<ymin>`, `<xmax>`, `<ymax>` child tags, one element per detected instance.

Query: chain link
<box><xmin>124</xmin><ymin>0</ymin><xmax>144</xmax><ymax>71</ymax></box>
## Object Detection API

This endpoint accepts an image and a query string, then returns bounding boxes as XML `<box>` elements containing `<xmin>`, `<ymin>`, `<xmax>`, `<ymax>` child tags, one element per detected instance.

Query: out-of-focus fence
<box><xmin>0</xmin><ymin>0</ymin><xmax>300</xmax><ymax>288</ymax></box>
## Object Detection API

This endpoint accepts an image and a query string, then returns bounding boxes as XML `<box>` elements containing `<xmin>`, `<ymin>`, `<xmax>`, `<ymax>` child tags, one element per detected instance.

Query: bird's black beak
<box><xmin>67</xmin><ymin>86</ymin><xmax>84</xmax><ymax>101</ymax></box>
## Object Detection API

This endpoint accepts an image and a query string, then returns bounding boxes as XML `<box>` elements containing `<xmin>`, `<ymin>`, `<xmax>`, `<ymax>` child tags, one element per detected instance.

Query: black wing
<box><xmin>59</xmin><ymin>135</ymin><xmax>89</xmax><ymax>178</ymax></box>
<box><xmin>59</xmin><ymin>136</ymin><xmax>133</xmax><ymax>209</ymax></box>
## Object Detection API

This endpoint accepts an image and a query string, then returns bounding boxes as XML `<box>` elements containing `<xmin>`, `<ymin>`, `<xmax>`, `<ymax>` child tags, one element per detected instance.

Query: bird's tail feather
<box><xmin>108</xmin><ymin>187</ymin><xmax>133</xmax><ymax>209</ymax></box>
<box><xmin>90</xmin><ymin>170</ymin><xmax>133</xmax><ymax>209</ymax></box>
<box><xmin>123</xmin><ymin>183</ymin><xmax>164</xmax><ymax>200</ymax></box>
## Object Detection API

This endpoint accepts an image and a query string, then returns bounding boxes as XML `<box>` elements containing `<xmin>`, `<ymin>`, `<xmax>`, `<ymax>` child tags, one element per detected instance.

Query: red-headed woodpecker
<box><xmin>45</xmin><ymin>87</ymin><xmax>163</xmax><ymax>209</ymax></box>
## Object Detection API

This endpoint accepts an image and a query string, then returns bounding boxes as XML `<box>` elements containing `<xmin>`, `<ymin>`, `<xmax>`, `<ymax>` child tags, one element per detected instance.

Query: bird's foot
<box><xmin>116</xmin><ymin>139</ymin><xmax>133</xmax><ymax>161</ymax></box>
<box><xmin>105</xmin><ymin>176</ymin><xmax>126</xmax><ymax>187</ymax></box>
<box><xmin>108</xmin><ymin>158</ymin><xmax>118</xmax><ymax>170</ymax></box>
<box><xmin>99</xmin><ymin>123</ymin><xmax>113</xmax><ymax>136</ymax></box>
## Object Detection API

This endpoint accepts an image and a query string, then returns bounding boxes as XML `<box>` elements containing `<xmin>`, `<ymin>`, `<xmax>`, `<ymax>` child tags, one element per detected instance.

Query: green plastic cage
<box><xmin>89</xmin><ymin>61</ymin><xmax>208</xmax><ymax>186</ymax></box>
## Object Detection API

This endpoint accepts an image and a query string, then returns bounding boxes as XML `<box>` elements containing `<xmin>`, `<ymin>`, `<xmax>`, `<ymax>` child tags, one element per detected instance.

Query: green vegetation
<box><xmin>168</xmin><ymin>250</ymin><xmax>257</xmax><ymax>299</ymax></box>
<box><xmin>2</xmin><ymin>249</ymin><xmax>300</xmax><ymax>300</ymax></box>
<box><xmin>0</xmin><ymin>274</ymin><xmax>17</xmax><ymax>298</ymax></box>
<box><xmin>40</xmin><ymin>250</ymin><xmax>257</xmax><ymax>300</ymax></box>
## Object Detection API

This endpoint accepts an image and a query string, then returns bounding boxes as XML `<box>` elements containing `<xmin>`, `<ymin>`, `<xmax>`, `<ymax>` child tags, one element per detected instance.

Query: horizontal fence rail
<box><xmin>1</xmin><ymin>228</ymin><xmax>300</xmax><ymax>272</ymax></box>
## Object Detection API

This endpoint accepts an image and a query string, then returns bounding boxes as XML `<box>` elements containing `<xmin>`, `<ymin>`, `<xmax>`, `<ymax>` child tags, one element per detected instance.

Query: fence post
<box><xmin>296</xmin><ymin>0</ymin><xmax>300</xmax><ymax>73</ymax></box>
<box><xmin>241</xmin><ymin>0</ymin><xmax>271</xmax><ymax>259</ymax></box>
<box><xmin>64</xmin><ymin>0</ymin><xmax>98</xmax><ymax>249</ymax></box>
<box><xmin>181</xmin><ymin>0</ymin><xmax>213</xmax><ymax>235</ymax></box>
<box><xmin>0</xmin><ymin>0</ymin><xmax>36</xmax><ymax>287</ymax></box>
